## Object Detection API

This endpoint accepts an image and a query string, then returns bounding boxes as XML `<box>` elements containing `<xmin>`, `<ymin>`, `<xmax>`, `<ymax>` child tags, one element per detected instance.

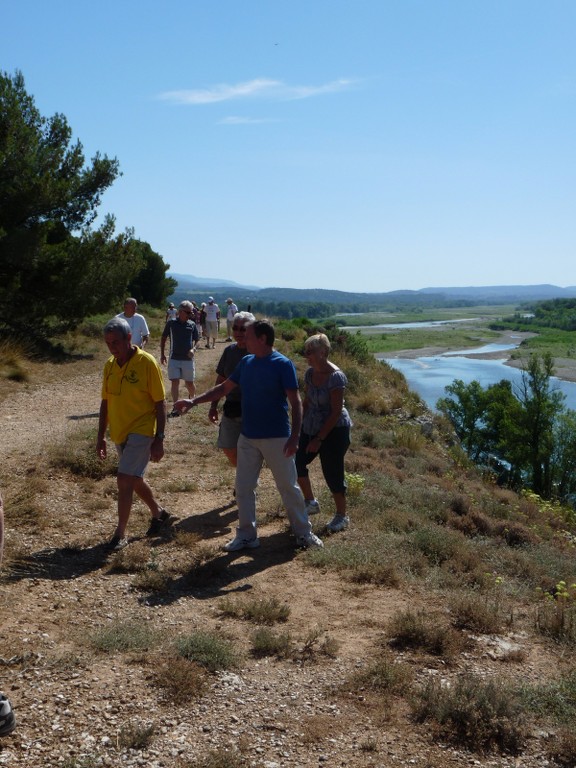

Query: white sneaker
<box><xmin>223</xmin><ymin>536</ymin><xmax>260</xmax><ymax>552</ymax></box>
<box><xmin>327</xmin><ymin>515</ymin><xmax>349</xmax><ymax>533</ymax></box>
<box><xmin>296</xmin><ymin>532</ymin><xmax>324</xmax><ymax>549</ymax></box>
<box><xmin>305</xmin><ymin>499</ymin><xmax>320</xmax><ymax>515</ymax></box>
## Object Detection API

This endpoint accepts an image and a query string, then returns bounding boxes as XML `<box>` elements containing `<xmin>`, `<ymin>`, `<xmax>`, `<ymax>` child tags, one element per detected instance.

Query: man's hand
<box><xmin>175</xmin><ymin>398</ymin><xmax>194</xmax><ymax>414</ymax></box>
<box><xmin>150</xmin><ymin>439</ymin><xmax>164</xmax><ymax>462</ymax></box>
<box><xmin>208</xmin><ymin>404</ymin><xmax>219</xmax><ymax>424</ymax></box>
<box><xmin>283</xmin><ymin>434</ymin><xmax>299</xmax><ymax>458</ymax></box>
<box><xmin>96</xmin><ymin>437</ymin><xmax>107</xmax><ymax>460</ymax></box>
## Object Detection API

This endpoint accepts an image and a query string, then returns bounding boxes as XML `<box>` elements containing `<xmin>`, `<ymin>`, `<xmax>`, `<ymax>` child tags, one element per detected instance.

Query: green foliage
<box><xmin>437</xmin><ymin>353</ymin><xmax>570</xmax><ymax>499</ymax></box>
<box><xmin>250</xmin><ymin>627</ymin><xmax>293</xmax><ymax>658</ymax></box>
<box><xmin>0</xmin><ymin>70</ymin><xmax>172</xmax><ymax>343</ymax></box>
<box><xmin>127</xmin><ymin>239</ymin><xmax>177</xmax><ymax>306</ymax></box>
<box><xmin>90</xmin><ymin>619</ymin><xmax>162</xmax><ymax>653</ymax></box>
<box><xmin>175</xmin><ymin>631</ymin><xmax>238</xmax><ymax>671</ymax></box>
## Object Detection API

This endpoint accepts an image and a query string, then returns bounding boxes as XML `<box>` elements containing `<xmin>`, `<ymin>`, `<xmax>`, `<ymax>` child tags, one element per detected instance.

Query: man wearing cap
<box><xmin>165</xmin><ymin>302</ymin><xmax>177</xmax><ymax>322</ymax></box>
<box><xmin>225</xmin><ymin>298</ymin><xmax>239</xmax><ymax>341</ymax></box>
<box><xmin>161</xmin><ymin>300</ymin><xmax>200</xmax><ymax>416</ymax></box>
<box><xmin>204</xmin><ymin>297</ymin><xmax>220</xmax><ymax>349</ymax></box>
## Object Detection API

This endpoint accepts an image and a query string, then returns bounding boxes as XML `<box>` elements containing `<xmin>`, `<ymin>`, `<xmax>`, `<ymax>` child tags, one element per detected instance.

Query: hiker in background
<box><xmin>0</xmin><ymin>492</ymin><xmax>16</xmax><ymax>738</ymax></box>
<box><xmin>225</xmin><ymin>297</ymin><xmax>239</xmax><ymax>341</ymax></box>
<box><xmin>97</xmin><ymin>317</ymin><xmax>171</xmax><ymax>550</ymax></box>
<box><xmin>165</xmin><ymin>302</ymin><xmax>177</xmax><ymax>322</ymax></box>
<box><xmin>204</xmin><ymin>297</ymin><xmax>220</xmax><ymax>349</ymax></box>
<box><xmin>116</xmin><ymin>298</ymin><xmax>150</xmax><ymax>349</ymax></box>
<box><xmin>199</xmin><ymin>303</ymin><xmax>207</xmax><ymax>342</ymax></box>
<box><xmin>175</xmin><ymin>319</ymin><xmax>324</xmax><ymax>552</ymax></box>
<box><xmin>208</xmin><ymin>311</ymin><xmax>255</xmax><ymax>466</ymax></box>
<box><xmin>295</xmin><ymin>333</ymin><xmax>352</xmax><ymax>533</ymax></box>
<box><xmin>192</xmin><ymin>301</ymin><xmax>203</xmax><ymax>346</ymax></box>
<box><xmin>160</xmin><ymin>301</ymin><xmax>200</xmax><ymax>416</ymax></box>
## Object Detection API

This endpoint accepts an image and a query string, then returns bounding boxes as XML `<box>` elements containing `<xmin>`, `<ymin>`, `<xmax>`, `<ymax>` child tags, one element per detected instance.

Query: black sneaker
<box><xmin>108</xmin><ymin>535</ymin><xmax>128</xmax><ymax>551</ymax></box>
<box><xmin>146</xmin><ymin>509</ymin><xmax>174</xmax><ymax>537</ymax></box>
<box><xmin>0</xmin><ymin>694</ymin><xmax>16</xmax><ymax>737</ymax></box>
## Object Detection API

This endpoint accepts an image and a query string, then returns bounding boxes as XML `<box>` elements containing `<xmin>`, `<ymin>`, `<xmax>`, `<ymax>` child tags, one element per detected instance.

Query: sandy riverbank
<box><xmin>384</xmin><ymin>330</ymin><xmax>576</xmax><ymax>384</ymax></box>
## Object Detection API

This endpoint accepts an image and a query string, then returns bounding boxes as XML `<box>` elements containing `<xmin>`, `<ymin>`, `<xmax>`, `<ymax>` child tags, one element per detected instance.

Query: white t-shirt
<box><xmin>116</xmin><ymin>312</ymin><xmax>150</xmax><ymax>347</ymax></box>
<box><xmin>205</xmin><ymin>303</ymin><xmax>219</xmax><ymax>322</ymax></box>
<box><xmin>226</xmin><ymin>302</ymin><xmax>238</xmax><ymax>320</ymax></box>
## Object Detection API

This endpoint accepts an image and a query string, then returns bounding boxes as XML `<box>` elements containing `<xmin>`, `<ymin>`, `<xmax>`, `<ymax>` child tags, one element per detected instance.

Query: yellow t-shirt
<box><xmin>101</xmin><ymin>348</ymin><xmax>166</xmax><ymax>445</ymax></box>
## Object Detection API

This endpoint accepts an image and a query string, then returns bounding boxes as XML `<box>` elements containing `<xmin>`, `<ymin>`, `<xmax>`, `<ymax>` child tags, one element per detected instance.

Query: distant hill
<box><xmin>417</xmin><ymin>284</ymin><xmax>576</xmax><ymax>301</ymax></box>
<box><xmin>169</xmin><ymin>273</ymin><xmax>260</xmax><ymax>291</ymax></box>
<box><xmin>168</xmin><ymin>275</ymin><xmax>576</xmax><ymax>306</ymax></box>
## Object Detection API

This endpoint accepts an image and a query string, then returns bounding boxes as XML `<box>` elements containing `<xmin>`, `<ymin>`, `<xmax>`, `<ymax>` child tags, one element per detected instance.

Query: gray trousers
<box><xmin>234</xmin><ymin>434</ymin><xmax>312</xmax><ymax>540</ymax></box>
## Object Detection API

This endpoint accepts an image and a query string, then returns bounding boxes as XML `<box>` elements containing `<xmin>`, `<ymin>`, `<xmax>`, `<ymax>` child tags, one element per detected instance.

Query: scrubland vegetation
<box><xmin>2</xmin><ymin>311</ymin><xmax>576</xmax><ymax>766</ymax></box>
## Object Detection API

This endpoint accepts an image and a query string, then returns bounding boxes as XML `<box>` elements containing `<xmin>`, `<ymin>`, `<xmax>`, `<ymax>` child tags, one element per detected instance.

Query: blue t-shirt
<box><xmin>229</xmin><ymin>350</ymin><xmax>298</xmax><ymax>439</ymax></box>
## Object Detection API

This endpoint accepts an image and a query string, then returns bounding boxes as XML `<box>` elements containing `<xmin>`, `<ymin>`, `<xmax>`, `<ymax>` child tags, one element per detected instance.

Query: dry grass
<box><xmin>387</xmin><ymin>609</ymin><xmax>465</xmax><ymax>660</ymax></box>
<box><xmin>218</xmin><ymin>595</ymin><xmax>291</xmax><ymax>624</ymax></box>
<box><xmin>411</xmin><ymin>673</ymin><xmax>526</xmax><ymax>754</ymax></box>
<box><xmin>152</xmin><ymin>656</ymin><xmax>209</xmax><ymax>704</ymax></box>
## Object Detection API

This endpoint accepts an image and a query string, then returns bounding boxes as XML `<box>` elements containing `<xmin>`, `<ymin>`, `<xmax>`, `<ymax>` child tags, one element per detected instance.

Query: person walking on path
<box><xmin>208</xmin><ymin>311</ymin><xmax>255</xmax><ymax>466</ymax></box>
<box><xmin>295</xmin><ymin>333</ymin><xmax>353</xmax><ymax>533</ymax></box>
<box><xmin>165</xmin><ymin>302</ymin><xmax>177</xmax><ymax>322</ymax></box>
<box><xmin>161</xmin><ymin>300</ymin><xmax>200</xmax><ymax>416</ymax></box>
<box><xmin>175</xmin><ymin>319</ymin><xmax>323</xmax><ymax>552</ymax></box>
<box><xmin>97</xmin><ymin>317</ymin><xmax>171</xmax><ymax>550</ymax></box>
<box><xmin>225</xmin><ymin>297</ymin><xmax>239</xmax><ymax>341</ymax></box>
<box><xmin>116</xmin><ymin>298</ymin><xmax>150</xmax><ymax>349</ymax></box>
<box><xmin>0</xmin><ymin>491</ymin><xmax>16</xmax><ymax>737</ymax></box>
<box><xmin>204</xmin><ymin>297</ymin><xmax>220</xmax><ymax>349</ymax></box>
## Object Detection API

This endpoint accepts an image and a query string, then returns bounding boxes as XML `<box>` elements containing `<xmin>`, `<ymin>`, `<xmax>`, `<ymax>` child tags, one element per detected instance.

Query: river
<box><xmin>378</xmin><ymin>343</ymin><xmax>576</xmax><ymax>412</ymax></box>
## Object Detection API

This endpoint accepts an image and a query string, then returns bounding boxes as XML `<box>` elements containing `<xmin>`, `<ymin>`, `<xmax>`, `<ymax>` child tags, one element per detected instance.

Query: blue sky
<box><xmin>3</xmin><ymin>1</ymin><xmax>575</xmax><ymax>292</ymax></box>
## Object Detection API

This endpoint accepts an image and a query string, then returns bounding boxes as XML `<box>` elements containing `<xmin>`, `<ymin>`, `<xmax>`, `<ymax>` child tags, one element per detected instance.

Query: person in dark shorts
<box><xmin>208</xmin><ymin>311</ymin><xmax>255</xmax><ymax>466</ymax></box>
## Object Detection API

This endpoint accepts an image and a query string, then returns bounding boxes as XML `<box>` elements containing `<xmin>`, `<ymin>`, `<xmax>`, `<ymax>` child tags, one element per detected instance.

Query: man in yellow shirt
<box><xmin>97</xmin><ymin>317</ymin><xmax>170</xmax><ymax>550</ymax></box>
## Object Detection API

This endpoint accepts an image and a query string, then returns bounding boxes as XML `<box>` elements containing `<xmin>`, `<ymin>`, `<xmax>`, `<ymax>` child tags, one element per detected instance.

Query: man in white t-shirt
<box><xmin>225</xmin><ymin>298</ymin><xmax>238</xmax><ymax>341</ymax></box>
<box><xmin>204</xmin><ymin>297</ymin><xmax>220</xmax><ymax>349</ymax></box>
<box><xmin>116</xmin><ymin>298</ymin><xmax>150</xmax><ymax>348</ymax></box>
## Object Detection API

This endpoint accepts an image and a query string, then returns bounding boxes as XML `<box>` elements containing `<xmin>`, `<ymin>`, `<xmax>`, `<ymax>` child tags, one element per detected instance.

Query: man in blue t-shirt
<box><xmin>175</xmin><ymin>319</ymin><xmax>323</xmax><ymax>552</ymax></box>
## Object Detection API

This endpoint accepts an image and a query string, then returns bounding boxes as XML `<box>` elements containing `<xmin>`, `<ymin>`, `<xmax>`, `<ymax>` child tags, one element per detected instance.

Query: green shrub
<box><xmin>90</xmin><ymin>619</ymin><xmax>162</xmax><ymax>653</ymax></box>
<box><xmin>251</xmin><ymin>627</ymin><xmax>293</xmax><ymax>658</ymax></box>
<box><xmin>176</xmin><ymin>631</ymin><xmax>238</xmax><ymax>671</ymax></box>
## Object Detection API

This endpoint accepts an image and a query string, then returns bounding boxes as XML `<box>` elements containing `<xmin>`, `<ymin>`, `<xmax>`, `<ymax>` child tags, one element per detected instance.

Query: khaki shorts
<box><xmin>217</xmin><ymin>415</ymin><xmax>242</xmax><ymax>450</ymax></box>
<box><xmin>168</xmin><ymin>359</ymin><xmax>195</xmax><ymax>382</ymax></box>
<box><xmin>116</xmin><ymin>433</ymin><xmax>154</xmax><ymax>477</ymax></box>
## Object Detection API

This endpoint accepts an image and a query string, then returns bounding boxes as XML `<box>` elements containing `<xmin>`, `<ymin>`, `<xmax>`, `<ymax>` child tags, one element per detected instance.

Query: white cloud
<box><xmin>159</xmin><ymin>78</ymin><xmax>354</xmax><ymax>105</ymax></box>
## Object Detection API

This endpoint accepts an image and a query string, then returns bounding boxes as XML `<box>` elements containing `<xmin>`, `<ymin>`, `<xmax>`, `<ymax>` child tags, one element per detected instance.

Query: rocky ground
<box><xmin>0</xmin><ymin>333</ymin><xmax>569</xmax><ymax>767</ymax></box>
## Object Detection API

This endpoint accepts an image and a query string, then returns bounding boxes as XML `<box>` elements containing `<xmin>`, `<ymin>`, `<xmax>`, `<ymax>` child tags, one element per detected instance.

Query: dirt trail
<box><xmin>0</xmin><ymin>336</ymin><xmax>552</xmax><ymax>768</ymax></box>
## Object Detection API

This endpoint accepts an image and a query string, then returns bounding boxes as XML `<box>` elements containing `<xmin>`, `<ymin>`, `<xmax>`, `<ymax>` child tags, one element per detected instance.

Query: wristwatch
<box><xmin>155</xmin><ymin>432</ymin><xmax>165</xmax><ymax>440</ymax></box>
